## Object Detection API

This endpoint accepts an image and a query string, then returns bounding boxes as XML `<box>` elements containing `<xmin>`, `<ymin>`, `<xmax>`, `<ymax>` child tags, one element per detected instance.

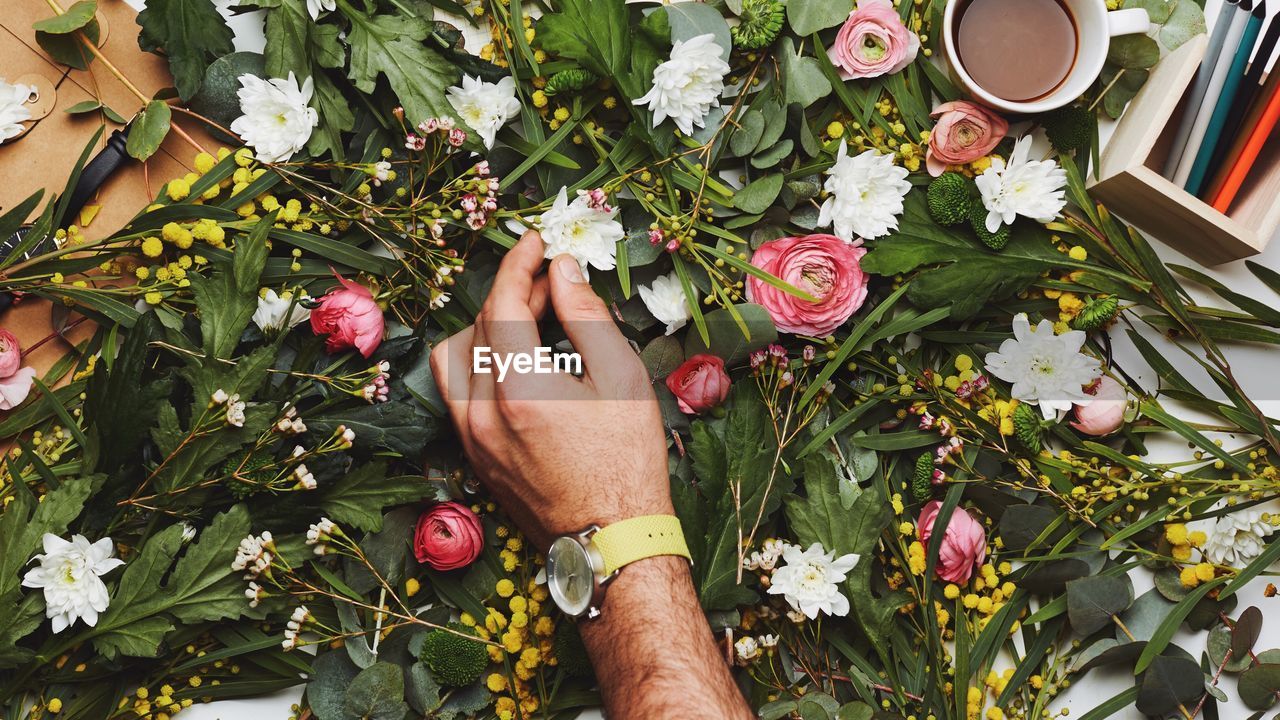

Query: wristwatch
<box><xmin>546</xmin><ymin>514</ymin><xmax>691</xmax><ymax>619</ymax></box>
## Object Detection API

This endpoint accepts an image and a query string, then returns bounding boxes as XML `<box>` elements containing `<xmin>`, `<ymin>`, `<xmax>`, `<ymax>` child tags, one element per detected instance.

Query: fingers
<box><xmin>429</xmin><ymin>325</ymin><xmax>474</xmax><ymax>438</ymax></box>
<box><xmin>547</xmin><ymin>254</ymin><xmax>642</xmax><ymax>388</ymax></box>
<box><xmin>479</xmin><ymin>230</ymin><xmax>546</xmax><ymax>361</ymax></box>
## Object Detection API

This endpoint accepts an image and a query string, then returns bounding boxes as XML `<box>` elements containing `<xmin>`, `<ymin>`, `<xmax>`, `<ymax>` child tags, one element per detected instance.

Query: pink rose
<box><xmin>413</xmin><ymin>502</ymin><xmax>484</xmax><ymax>571</ymax></box>
<box><xmin>745</xmin><ymin>234</ymin><xmax>870</xmax><ymax>337</ymax></box>
<box><xmin>665</xmin><ymin>354</ymin><xmax>731</xmax><ymax>415</ymax></box>
<box><xmin>918</xmin><ymin>501</ymin><xmax>986</xmax><ymax>584</ymax></box>
<box><xmin>0</xmin><ymin>367</ymin><xmax>36</xmax><ymax>411</ymax></box>
<box><xmin>0</xmin><ymin>329</ymin><xmax>22</xmax><ymax>378</ymax></box>
<box><xmin>828</xmin><ymin>0</ymin><xmax>920</xmax><ymax>80</ymax></box>
<box><xmin>1069</xmin><ymin>376</ymin><xmax>1127</xmax><ymax>436</ymax></box>
<box><xmin>926</xmin><ymin>101</ymin><xmax>1009</xmax><ymax>176</ymax></box>
<box><xmin>310</xmin><ymin>275</ymin><xmax>385</xmax><ymax>358</ymax></box>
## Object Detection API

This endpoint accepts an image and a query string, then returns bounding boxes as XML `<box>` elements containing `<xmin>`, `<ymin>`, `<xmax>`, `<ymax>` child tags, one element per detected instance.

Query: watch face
<box><xmin>547</xmin><ymin>536</ymin><xmax>594</xmax><ymax>617</ymax></box>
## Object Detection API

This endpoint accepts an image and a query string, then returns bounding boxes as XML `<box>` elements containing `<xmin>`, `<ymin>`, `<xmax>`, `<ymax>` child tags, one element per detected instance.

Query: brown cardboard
<box><xmin>0</xmin><ymin>0</ymin><xmax>221</xmax><ymax>241</ymax></box>
<box><xmin>0</xmin><ymin>0</ymin><xmax>223</xmax><ymax>385</ymax></box>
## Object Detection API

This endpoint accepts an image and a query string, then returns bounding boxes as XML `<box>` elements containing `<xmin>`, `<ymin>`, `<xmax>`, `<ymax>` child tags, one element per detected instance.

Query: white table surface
<box><xmin>115</xmin><ymin>0</ymin><xmax>1280</xmax><ymax>716</ymax></box>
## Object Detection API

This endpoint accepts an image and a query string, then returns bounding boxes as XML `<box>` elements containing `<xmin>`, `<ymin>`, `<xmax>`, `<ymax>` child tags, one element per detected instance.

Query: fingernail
<box><xmin>558</xmin><ymin>257</ymin><xmax>586</xmax><ymax>283</ymax></box>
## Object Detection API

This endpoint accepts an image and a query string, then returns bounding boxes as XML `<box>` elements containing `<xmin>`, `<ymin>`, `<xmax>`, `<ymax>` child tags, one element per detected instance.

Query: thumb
<box><xmin>548</xmin><ymin>255</ymin><xmax>637</xmax><ymax>384</ymax></box>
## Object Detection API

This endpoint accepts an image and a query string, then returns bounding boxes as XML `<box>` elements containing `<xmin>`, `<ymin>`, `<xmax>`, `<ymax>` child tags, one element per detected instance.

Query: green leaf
<box><xmin>1239</xmin><ymin>664</ymin><xmax>1280</xmax><ymax>710</ymax></box>
<box><xmin>537</xmin><ymin>0</ymin><xmax>629</xmax><ymax>85</ymax></box>
<box><xmin>788</xmin><ymin>0</ymin><xmax>851</xmax><ymax>36</ymax></box>
<box><xmin>344</xmin><ymin>662</ymin><xmax>410</xmax><ymax>719</ymax></box>
<box><xmin>786</xmin><ymin>450</ymin><xmax>902</xmax><ymax>663</ymax></box>
<box><xmin>190</xmin><ymin>52</ymin><xmax>266</xmax><ymax>131</ymax></box>
<box><xmin>860</xmin><ymin>194</ymin><xmax>1070</xmax><ymax>318</ymax></box>
<box><xmin>730</xmin><ymin>111</ymin><xmax>765</xmax><ymax>157</ymax></box>
<box><xmin>125</xmin><ymin>100</ymin><xmax>172</xmax><ymax>162</ymax></box>
<box><xmin>1136</xmin><ymin>655</ymin><xmax>1203</xmax><ymax>716</ymax></box>
<box><xmin>321</xmin><ymin>462</ymin><xmax>434</xmax><ymax>532</ymax></box>
<box><xmin>189</xmin><ymin>215</ymin><xmax>271</xmax><ymax>358</ymax></box>
<box><xmin>1134</xmin><ymin>576</ymin><xmax>1227</xmax><ymax>673</ymax></box>
<box><xmin>346</xmin><ymin>13</ymin><xmax>460</xmax><ymax>127</ymax></box>
<box><xmin>36</xmin><ymin>19</ymin><xmax>100</xmax><ymax>70</ymax></box>
<box><xmin>307</xmin><ymin>651</ymin><xmax>361</xmax><ymax>720</ymax></box>
<box><xmin>138</xmin><ymin>0</ymin><xmax>235</xmax><ymax>100</ymax></box>
<box><xmin>733</xmin><ymin>174</ymin><xmax>784</xmax><ymax>214</ymax></box>
<box><xmin>1067</xmin><ymin>575</ymin><xmax>1134</xmax><ymax>635</ymax></box>
<box><xmin>0</xmin><ymin>475</ymin><xmax>94</xmax><ymax>602</ymax></box>
<box><xmin>684</xmin><ymin>385</ymin><xmax>791</xmax><ymax>609</ymax></box>
<box><xmin>1107</xmin><ymin>34</ymin><xmax>1160</xmax><ymax>69</ymax></box>
<box><xmin>779</xmin><ymin>37</ymin><xmax>832</xmax><ymax>107</ymax></box>
<box><xmin>33</xmin><ymin>1</ymin><xmax>98</xmax><ymax>34</ymax></box>
<box><xmin>640</xmin><ymin>335</ymin><xmax>685</xmax><ymax>379</ymax></box>
<box><xmin>665</xmin><ymin>2</ymin><xmax>732</xmax><ymax>62</ymax></box>
<box><xmin>92</xmin><ymin>506</ymin><xmax>252</xmax><ymax>657</ymax></box>
<box><xmin>1156</xmin><ymin>0</ymin><xmax>1206</xmax><ymax>50</ymax></box>
<box><xmin>262</xmin><ymin>0</ymin><xmax>311</xmax><ymax>78</ymax></box>
<box><xmin>682</xmin><ymin>303</ymin><xmax>778</xmax><ymax>367</ymax></box>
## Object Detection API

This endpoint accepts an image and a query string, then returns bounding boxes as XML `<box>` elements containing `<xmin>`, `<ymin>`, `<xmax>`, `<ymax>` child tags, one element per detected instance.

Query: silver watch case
<box><xmin>546</xmin><ymin>525</ymin><xmax>619</xmax><ymax>620</ymax></box>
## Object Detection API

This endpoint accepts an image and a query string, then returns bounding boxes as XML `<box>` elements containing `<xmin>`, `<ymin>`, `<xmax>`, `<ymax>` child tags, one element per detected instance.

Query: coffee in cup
<box><xmin>943</xmin><ymin>0</ymin><xmax>1150</xmax><ymax>114</ymax></box>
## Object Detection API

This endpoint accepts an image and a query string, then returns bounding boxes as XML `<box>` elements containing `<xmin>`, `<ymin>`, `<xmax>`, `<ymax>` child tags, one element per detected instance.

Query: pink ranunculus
<box><xmin>926</xmin><ymin>101</ymin><xmax>1009</xmax><ymax>176</ymax></box>
<box><xmin>413</xmin><ymin>502</ymin><xmax>484</xmax><ymax>571</ymax></box>
<box><xmin>310</xmin><ymin>275</ymin><xmax>385</xmax><ymax>358</ymax></box>
<box><xmin>0</xmin><ymin>366</ymin><xmax>36</xmax><ymax>411</ymax></box>
<box><xmin>918</xmin><ymin>500</ymin><xmax>986</xmax><ymax>584</ymax></box>
<box><xmin>828</xmin><ymin>0</ymin><xmax>920</xmax><ymax>80</ymax></box>
<box><xmin>1069</xmin><ymin>376</ymin><xmax>1127</xmax><ymax>436</ymax></box>
<box><xmin>665</xmin><ymin>354</ymin><xmax>731</xmax><ymax>415</ymax></box>
<box><xmin>0</xmin><ymin>329</ymin><xmax>22</xmax><ymax>378</ymax></box>
<box><xmin>745</xmin><ymin>234</ymin><xmax>870</xmax><ymax>337</ymax></box>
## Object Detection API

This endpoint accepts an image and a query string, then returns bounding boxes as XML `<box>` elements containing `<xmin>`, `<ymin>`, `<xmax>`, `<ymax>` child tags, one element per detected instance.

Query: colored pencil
<box><xmin>1206</xmin><ymin>5</ymin><xmax>1278</xmax><ymax>179</ymax></box>
<box><xmin>1210</xmin><ymin>67</ymin><xmax>1280</xmax><ymax>211</ymax></box>
<box><xmin>1185</xmin><ymin>2</ymin><xmax>1266</xmax><ymax>195</ymax></box>
<box><xmin>1163</xmin><ymin>0</ymin><xmax>1240</xmax><ymax>178</ymax></box>
<box><xmin>1172</xmin><ymin>0</ymin><xmax>1254</xmax><ymax>187</ymax></box>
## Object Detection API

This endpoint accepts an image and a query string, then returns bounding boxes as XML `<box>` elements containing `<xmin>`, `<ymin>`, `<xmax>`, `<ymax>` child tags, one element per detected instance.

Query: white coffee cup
<box><xmin>942</xmin><ymin>0</ymin><xmax>1150</xmax><ymax>114</ymax></box>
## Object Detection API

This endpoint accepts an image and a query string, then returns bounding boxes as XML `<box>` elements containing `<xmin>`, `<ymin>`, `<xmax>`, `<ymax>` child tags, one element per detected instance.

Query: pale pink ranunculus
<box><xmin>0</xmin><ymin>366</ymin><xmax>36</xmax><ymax>411</ymax></box>
<box><xmin>413</xmin><ymin>502</ymin><xmax>484</xmax><ymax>571</ymax></box>
<box><xmin>1069</xmin><ymin>376</ymin><xmax>1127</xmax><ymax>436</ymax></box>
<box><xmin>918</xmin><ymin>500</ymin><xmax>986</xmax><ymax>584</ymax></box>
<box><xmin>745</xmin><ymin>234</ymin><xmax>869</xmax><ymax>337</ymax></box>
<box><xmin>926</xmin><ymin>101</ymin><xmax>1009</xmax><ymax>176</ymax></box>
<box><xmin>310</xmin><ymin>275</ymin><xmax>385</xmax><ymax>358</ymax></box>
<box><xmin>828</xmin><ymin>0</ymin><xmax>920</xmax><ymax>80</ymax></box>
<box><xmin>0</xmin><ymin>329</ymin><xmax>22</xmax><ymax>378</ymax></box>
<box><xmin>665</xmin><ymin>354</ymin><xmax>731</xmax><ymax>415</ymax></box>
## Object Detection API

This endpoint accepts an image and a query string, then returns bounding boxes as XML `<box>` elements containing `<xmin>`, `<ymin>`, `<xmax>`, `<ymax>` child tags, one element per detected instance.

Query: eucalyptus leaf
<box><xmin>125</xmin><ymin>100</ymin><xmax>172</xmax><ymax>162</ymax></box>
<box><xmin>787</xmin><ymin>0</ymin><xmax>851</xmax><ymax>36</ymax></box>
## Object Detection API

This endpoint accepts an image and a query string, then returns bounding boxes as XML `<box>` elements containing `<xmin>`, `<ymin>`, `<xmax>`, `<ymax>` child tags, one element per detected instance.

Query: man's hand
<box><xmin>430</xmin><ymin>230</ymin><xmax>752</xmax><ymax>720</ymax></box>
<box><xmin>429</xmin><ymin>230</ymin><xmax>672</xmax><ymax>550</ymax></box>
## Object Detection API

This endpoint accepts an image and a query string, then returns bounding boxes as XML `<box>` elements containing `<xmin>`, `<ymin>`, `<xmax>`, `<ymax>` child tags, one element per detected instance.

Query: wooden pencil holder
<box><xmin>1088</xmin><ymin>33</ymin><xmax>1280</xmax><ymax>265</ymax></box>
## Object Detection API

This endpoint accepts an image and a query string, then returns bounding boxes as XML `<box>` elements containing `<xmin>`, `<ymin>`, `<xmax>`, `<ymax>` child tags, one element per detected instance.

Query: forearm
<box><xmin>578</xmin><ymin>556</ymin><xmax>752</xmax><ymax>720</ymax></box>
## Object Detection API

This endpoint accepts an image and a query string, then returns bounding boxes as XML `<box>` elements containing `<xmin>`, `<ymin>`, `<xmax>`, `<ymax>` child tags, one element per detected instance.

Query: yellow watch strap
<box><xmin>591</xmin><ymin>515</ymin><xmax>691</xmax><ymax>576</ymax></box>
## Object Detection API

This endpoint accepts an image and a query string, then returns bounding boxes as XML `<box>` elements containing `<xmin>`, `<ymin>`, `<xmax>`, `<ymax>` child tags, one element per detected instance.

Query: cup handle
<box><xmin>1107</xmin><ymin>7</ymin><xmax>1151</xmax><ymax>36</ymax></box>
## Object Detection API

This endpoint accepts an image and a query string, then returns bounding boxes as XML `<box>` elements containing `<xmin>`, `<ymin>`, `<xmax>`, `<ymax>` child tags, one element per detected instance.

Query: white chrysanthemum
<box><xmin>21</xmin><ymin>534</ymin><xmax>124</xmax><ymax>633</ymax></box>
<box><xmin>306</xmin><ymin>0</ymin><xmax>335</xmax><ymax>20</ymax></box>
<box><xmin>538</xmin><ymin>187</ymin><xmax>624</xmax><ymax>277</ymax></box>
<box><xmin>984</xmin><ymin>313</ymin><xmax>1101</xmax><ymax>419</ymax></box>
<box><xmin>767</xmin><ymin>542</ymin><xmax>859</xmax><ymax>619</ymax></box>
<box><xmin>1203</xmin><ymin>507</ymin><xmax>1276</xmax><ymax>566</ymax></box>
<box><xmin>638</xmin><ymin>272</ymin><xmax>691</xmax><ymax>335</ymax></box>
<box><xmin>446</xmin><ymin>75</ymin><xmax>521</xmax><ymax>149</ymax></box>
<box><xmin>818</xmin><ymin>141</ymin><xmax>912</xmax><ymax>241</ymax></box>
<box><xmin>230</xmin><ymin>72</ymin><xmax>319</xmax><ymax>163</ymax></box>
<box><xmin>975</xmin><ymin>136</ymin><xmax>1067</xmax><ymax>233</ymax></box>
<box><xmin>253</xmin><ymin>289</ymin><xmax>311</xmax><ymax>334</ymax></box>
<box><xmin>0</xmin><ymin>77</ymin><xmax>34</xmax><ymax>144</ymax></box>
<box><xmin>634</xmin><ymin>33</ymin><xmax>729</xmax><ymax>136</ymax></box>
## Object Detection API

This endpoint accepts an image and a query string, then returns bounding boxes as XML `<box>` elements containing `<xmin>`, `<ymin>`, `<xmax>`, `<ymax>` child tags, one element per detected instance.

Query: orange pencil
<box><xmin>1212</xmin><ymin>71</ymin><xmax>1280</xmax><ymax>211</ymax></box>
